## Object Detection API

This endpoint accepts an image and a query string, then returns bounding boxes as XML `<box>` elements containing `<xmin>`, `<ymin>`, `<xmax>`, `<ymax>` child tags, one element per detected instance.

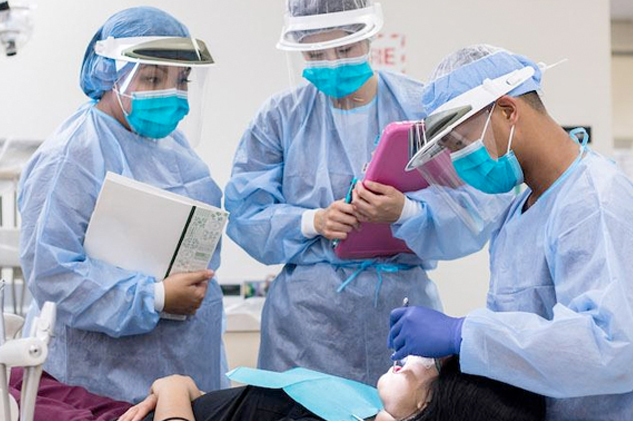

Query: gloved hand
<box><xmin>388</xmin><ymin>306</ymin><xmax>465</xmax><ymax>360</ymax></box>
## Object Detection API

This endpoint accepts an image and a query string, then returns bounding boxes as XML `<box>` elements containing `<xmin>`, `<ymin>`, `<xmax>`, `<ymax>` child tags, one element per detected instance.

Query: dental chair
<box><xmin>0</xmin><ymin>281</ymin><xmax>55</xmax><ymax>421</ymax></box>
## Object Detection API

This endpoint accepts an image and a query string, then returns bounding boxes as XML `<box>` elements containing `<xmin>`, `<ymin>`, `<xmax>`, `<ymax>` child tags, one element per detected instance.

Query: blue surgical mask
<box><xmin>451</xmin><ymin>109</ymin><xmax>524</xmax><ymax>194</ymax></box>
<box><xmin>117</xmin><ymin>88</ymin><xmax>189</xmax><ymax>139</ymax></box>
<box><xmin>302</xmin><ymin>54</ymin><xmax>373</xmax><ymax>99</ymax></box>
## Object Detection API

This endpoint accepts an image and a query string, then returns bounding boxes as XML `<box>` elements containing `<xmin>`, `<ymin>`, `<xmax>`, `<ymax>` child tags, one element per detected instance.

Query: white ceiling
<box><xmin>612</xmin><ymin>0</ymin><xmax>633</xmax><ymax>20</ymax></box>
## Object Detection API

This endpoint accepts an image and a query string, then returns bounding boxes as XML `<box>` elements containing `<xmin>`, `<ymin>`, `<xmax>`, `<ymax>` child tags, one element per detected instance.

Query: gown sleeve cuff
<box><xmin>395</xmin><ymin>195</ymin><xmax>422</xmax><ymax>225</ymax></box>
<box><xmin>301</xmin><ymin>208</ymin><xmax>322</xmax><ymax>239</ymax></box>
<box><xmin>153</xmin><ymin>282</ymin><xmax>165</xmax><ymax>313</ymax></box>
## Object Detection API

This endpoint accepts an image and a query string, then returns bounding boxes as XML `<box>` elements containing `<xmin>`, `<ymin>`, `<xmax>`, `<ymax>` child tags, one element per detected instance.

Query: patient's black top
<box><xmin>141</xmin><ymin>385</ymin><xmax>324</xmax><ymax>421</ymax></box>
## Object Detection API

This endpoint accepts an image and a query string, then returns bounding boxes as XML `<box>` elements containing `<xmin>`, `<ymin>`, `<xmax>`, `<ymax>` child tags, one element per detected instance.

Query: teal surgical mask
<box><xmin>302</xmin><ymin>54</ymin><xmax>373</xmax><ymax>99</ymax></box>
<box><xmin>451</xmin><ymin>109</ymin><xmax>524</xmax><ymax>194</ymax></box>
<box><xmin>116</xmin><ymin>88</ymin><xmax>189</xmax><ymax>139</ymax></box>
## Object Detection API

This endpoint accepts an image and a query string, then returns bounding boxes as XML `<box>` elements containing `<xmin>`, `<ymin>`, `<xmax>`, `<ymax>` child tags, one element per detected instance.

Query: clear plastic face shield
<box><xmin>405</xmin><ymin>67</ymin><xmax>537</xmax><ymax>233</ymax></box>
<box><xmin>95</xmin><ymin>36</ymin><xmax>214</xmax><ymax>145</ymax></box>
<box><xmin>276</xmin><ymin>1</ymin><xmax>384</xmax><ymax>177</ymax></box>
<box><xmin>0</xmin><ymin>1</ymin><xmax>35</xmax><ymax>57</ymax></box>
<box><xmin>278</xmin><ymin>0</ymin><xmax>383</xmax><ymax>104</ymax></box>
<box><xmin>436</xmin><ymin>103</ymin><xmax>502</xmax><ymax>159</ymax></box>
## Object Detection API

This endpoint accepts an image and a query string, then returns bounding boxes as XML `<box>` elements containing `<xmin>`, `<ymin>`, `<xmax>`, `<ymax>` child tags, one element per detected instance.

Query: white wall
<box><xmin>0</xmin><ymin>0</ymin><xmax>612</xmax><ymax>316</ymax></box>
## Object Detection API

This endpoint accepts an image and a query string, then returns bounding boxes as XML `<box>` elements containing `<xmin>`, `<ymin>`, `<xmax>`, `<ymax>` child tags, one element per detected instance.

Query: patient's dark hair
<box><xmin>519</xmin><ymin>91</ymin><xmax>546</xmax><ymax>114</ymax></box>
<box><xmin>412</xmin><ymin>358</ymin><xmax>546</xmax><ymax>421</ymax></box>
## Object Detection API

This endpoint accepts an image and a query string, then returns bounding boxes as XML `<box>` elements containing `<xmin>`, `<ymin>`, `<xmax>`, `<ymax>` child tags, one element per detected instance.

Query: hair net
<box><xmin>80</xmin><ymin>7</ymin><xmax>190</xmax><ymax>100</ymax></box>
<box><xmin>427</xmin><ymin>44</ymin><xmax>504</xmax><ymax>82</ymax></box>
<box><xmin>287</xmin><ymin>0</ymin><xmax>370</xmax><ymax>42</ymax></box>
<box><xmin>422</xmin><ymin>44</ymin><xmax>543</xmax><ymax>115</ymax></box>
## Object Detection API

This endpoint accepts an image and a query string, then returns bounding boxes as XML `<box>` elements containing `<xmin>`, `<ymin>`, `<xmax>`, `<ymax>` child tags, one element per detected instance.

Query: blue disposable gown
<box><xmin>18</xmin><ymin>102</ymin><xmax>228</xmax><ymax>403</ymax></box>
<box><xmin>225</xmin><ymin>71</ymin><xmax>511</xmax><ymax>385</ymax></box>
<box><xmin>460</xmin><ymin>151</ymin><xmax>633</xmax><ymax>421</ymax></box>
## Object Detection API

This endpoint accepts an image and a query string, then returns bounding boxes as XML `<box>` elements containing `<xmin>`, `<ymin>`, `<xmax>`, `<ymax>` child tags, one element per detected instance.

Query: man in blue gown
<box><xmin>390</xmin><ymin>45</ymin><xmax>633</xmax><ymax>420</ymax></box>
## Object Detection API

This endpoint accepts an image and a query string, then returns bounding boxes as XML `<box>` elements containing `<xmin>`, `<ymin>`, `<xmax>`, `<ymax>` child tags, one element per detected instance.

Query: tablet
<box><xmin>334</xmin><ymin>121</ymin><xmax>427</xmax><ymax>259</ymax></box>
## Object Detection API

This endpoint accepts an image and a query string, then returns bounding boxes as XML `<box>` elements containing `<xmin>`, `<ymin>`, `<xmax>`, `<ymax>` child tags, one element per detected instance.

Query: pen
<box><xmin>344</xmin><ymin>177</ymin><xmax>358</xmax><ymax>204</ymax></box>
<box><xmin>332</xmin><ymin>177</ymin><xmax>358</xmax><ymax>248</ymax></box>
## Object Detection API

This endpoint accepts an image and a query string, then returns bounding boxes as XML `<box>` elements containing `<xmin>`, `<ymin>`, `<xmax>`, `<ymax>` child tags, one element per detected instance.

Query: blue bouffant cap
<box><xmin>422</xmin><ymin>44</ymin><xmax>542</xmax><ymax>115</ymax></box>
<box><xmin>79</xmin><ymin>7</ymin><xmax>189</xmax><ymax>99</ymax></box>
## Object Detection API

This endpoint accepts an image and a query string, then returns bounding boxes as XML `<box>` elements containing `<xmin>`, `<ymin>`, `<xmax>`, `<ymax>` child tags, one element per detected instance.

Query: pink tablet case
<box><xmin>334</xmin><ymin>121</ymin><xmax>450</xmax><ymax>259</ymax></box>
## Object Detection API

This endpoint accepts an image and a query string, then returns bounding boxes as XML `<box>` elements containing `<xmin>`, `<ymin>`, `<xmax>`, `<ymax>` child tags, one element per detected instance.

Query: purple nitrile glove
<box><xmin>388</xmin><ymin>305</ymin><xmax>464</xmax><ymax>360</ymax></box>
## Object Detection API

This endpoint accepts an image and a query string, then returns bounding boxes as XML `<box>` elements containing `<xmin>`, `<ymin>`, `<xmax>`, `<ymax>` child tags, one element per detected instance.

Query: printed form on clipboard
<box><xmin>334</xmin><ymin>121</ymin><xmax>453</xmax><ymax>259</ymax></box>
<box><xmin>84</xmin><ymin>172</ymin><xmax>228</xmax><ymax>319</ymax></box>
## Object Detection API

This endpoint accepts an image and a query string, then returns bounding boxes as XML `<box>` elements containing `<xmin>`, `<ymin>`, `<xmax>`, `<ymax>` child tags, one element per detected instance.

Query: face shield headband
<box><xmin>277</xmin><ymin>3</ymin><xmax>383</xmax><ymax>52</ymax></box>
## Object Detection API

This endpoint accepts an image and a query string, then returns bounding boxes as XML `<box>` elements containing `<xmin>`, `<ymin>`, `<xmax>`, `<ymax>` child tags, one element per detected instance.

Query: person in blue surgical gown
<box><xmin>225</xmin><ymin>0</ymin><xmax>511</xmax><ymax>386</ymax></box>
<box><xmin>389</xmin><ymin>45</ymin><xmax>633</xmax><ymax>420</ymax></box>
<box><xmin>18</xmin><ymin>7</ymin><xmax>228</xmax><ymax>403</ymax></box>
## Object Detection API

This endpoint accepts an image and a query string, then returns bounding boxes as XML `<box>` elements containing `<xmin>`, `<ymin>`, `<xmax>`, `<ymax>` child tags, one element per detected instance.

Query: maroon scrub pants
<box><xmin>9</xmin><ymin>368</ymin><xmax>132</xmax><ymax>421</ymax></box>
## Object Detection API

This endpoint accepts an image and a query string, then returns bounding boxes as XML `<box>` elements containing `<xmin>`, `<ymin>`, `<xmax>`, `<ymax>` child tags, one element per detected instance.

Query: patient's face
<box><xmin>376</xmin><ymin>356</ymin><xmax>439</xmax><ymax>420</ymax></box>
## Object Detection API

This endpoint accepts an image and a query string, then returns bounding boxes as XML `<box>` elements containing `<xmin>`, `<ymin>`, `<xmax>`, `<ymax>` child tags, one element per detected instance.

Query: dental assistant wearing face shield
<box><xmin>18</xmin><ymin>7</ymin><xmax>229</xmax><ymax>403</ymax></box>
<box><xmin>390</xmin><ymin>45</ymin><xmax>633</xmax><ymax>420</ymax></box>
<box><xmin>225</xmin><ymin>0</ymin><xmax>512</xmax><ymax>386</ymax></box>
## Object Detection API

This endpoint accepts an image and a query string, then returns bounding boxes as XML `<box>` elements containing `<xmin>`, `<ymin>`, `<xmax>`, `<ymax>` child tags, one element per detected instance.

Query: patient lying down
<box><xmin>118</xmin><ymin>357</ymin><xmax>545</xmax><ymax>421</ymax></box>
<box><xmin>9</xmin><ymin>357</ymin><xmax>544</xmax><ymax>421</ymax></box>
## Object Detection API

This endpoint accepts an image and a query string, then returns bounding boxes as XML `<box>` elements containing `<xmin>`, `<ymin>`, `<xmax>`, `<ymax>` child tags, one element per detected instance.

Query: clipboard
<box><xmin>334</xmin><ymin>121</ymin><xmax>428</xmax><ymax>259</ymax></box>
